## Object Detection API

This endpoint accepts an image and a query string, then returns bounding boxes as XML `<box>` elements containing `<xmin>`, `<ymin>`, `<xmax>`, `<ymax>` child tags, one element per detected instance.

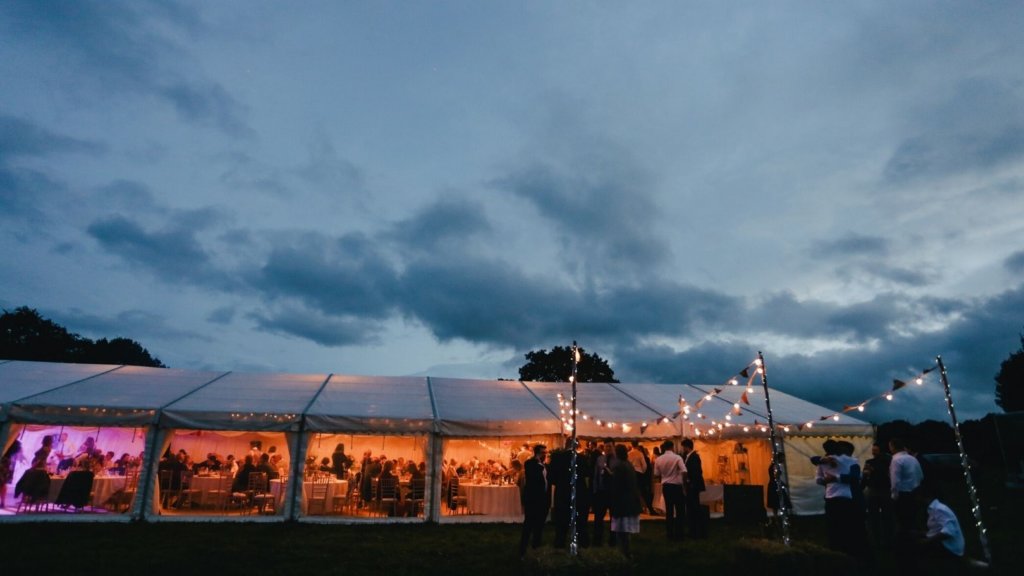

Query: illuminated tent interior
<box><xmin>1</xmin><ymin>360</ymin><xmax>872</xmax><ymax>522</ymax></box>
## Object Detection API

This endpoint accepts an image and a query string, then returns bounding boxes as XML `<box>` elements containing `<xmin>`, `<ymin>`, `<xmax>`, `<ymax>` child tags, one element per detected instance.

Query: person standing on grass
<box><xmin>654</xmin><ymin>439</ymin><xmax>686</xmax><ymax>541</ymax></box>
<box><xmin>519</xmin><ymin>444</ymin><xmax>550</xmax><ymax>559</ymax></box>
<box><xmin>889</xmin><ymin>437</ymin><xmax>923</xmax><ymax>539</ymax></box>
<box><xmin>610</xmin><ymin>443</ymin><xmax>642</xmax><ymax>559</ymax></box>
<box><xmin>681</xmin><ymin>438</ymin><xmax>706</xmax><ymax>538</ymax></box>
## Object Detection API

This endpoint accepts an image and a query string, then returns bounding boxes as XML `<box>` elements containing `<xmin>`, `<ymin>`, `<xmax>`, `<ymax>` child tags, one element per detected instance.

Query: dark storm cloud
<box><xmin>53</xmin><ymin>307</ymin><xmax>207</xmax><ymax>342</ymax></box>
<box><xmin>884</xmin><ymin>78</ymin><xmax>1024</xmax><ymax>184</ymax></box>
<box><xmin>398</xmin><ymin>256</ymin><xmax>579</xmax><ymax>347</ymax></box>
<box><xmin>1005</xmin><ymin>251</ymin><xmax>1024</xmax><ymax>275</ymax></box>
<box><xmin>384</xmin><ymin>197</ymin><xmax>492</xmax><ymax>253</ymax></box>
<box><xmin>0</xmin><ymin>115</ymin><xmax>103</xmax><ymax>224</ymax></box>
<box><xmin>495</xmin><ymin>162</ymin><xmax>670</xmax><ymax>275</ymax></box>
<box><xmin>86</xmin><ymin>211</ymin><xmax>232</xmax><ymax>287</ymax></box>
<box><xmin>0</xmin><ymin>166</ymin><xmax>65</xmax><ymax>223</ymax></box>
<box><xmin>206</xmin><ymin>306</ymin><xmax>236</xmax><ymax>325</ymax></box>
<box><xmin>809</xmin><ymin>233</ymin><xmax>889</xmax><ymax>259</ymax></box>
<box><xmin>0</xmin><ymin>115</ymin><xmax>102</xmax><ymax>159</ymax></box>
<box><xmin>613</xmin><ymin>283</ymin><xmax>1013</xmax><ymax>424</ymax></box>
<box><xmin>250</xmin><ymin>232</ymin><xmax>399</xmax><ymax>319</ymax></box>
<box><xmin>2</xmin><ymin>0</ymin><xmax>250</xmax><ymax>136</ymax></box>
<box><xmin>249</xmin><ymin>307</ymin><xmax>382</xmax><ymax>347</ymax></box>
<box><xmin>159</xmin><ymin>81</ymin><xmax>253</xmax><ymax>138</ymax></box>
<box><xmin>857</xmin><ymin>263</ymin><xmax>934</xmax><ymax>287</ymax></box>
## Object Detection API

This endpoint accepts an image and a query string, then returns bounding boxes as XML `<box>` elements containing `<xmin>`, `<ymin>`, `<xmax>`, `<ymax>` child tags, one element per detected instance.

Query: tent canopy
<box><xmin>0</xmin><ymin>360</ymin><xmax>871</xmax><ymax>438</ymax></box>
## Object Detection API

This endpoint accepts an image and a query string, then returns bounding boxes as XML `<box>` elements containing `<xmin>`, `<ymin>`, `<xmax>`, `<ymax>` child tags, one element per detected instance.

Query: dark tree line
<box><xmin>0</xmin><ymin>306</ymin><xmax>165</xmax><ymax>367</ymax></box>
<box><xmin>518</xmin><ymin>345</ymin><xmax>618</xmax><ymax>383</ymax></box>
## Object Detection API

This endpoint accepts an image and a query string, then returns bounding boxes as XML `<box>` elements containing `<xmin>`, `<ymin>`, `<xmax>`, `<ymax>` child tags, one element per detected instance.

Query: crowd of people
<box><xmin>517</xmin><ymin>438</ymin><xmax>707</xmax><ymax>560</ymax></box>
<box><xmin>812</xmin><ymin>436</ymin><xmax>967</xmax><ymax>570</ymax></box>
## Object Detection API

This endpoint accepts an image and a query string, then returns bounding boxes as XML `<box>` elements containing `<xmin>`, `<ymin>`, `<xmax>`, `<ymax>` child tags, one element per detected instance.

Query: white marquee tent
<box><xmin>0</xmin><ymin>360</ymin><xmax>873</xmax><ymax>522</ymax></box>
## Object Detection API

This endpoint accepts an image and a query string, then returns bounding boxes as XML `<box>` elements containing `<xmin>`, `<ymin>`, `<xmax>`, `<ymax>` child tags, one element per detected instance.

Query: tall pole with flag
<box><xmin>936</xmin><ymin>356</ymin><xmax>992</xmax><ymax>565</ymax></box>
<box><xmin>758</xmin><ymin>351</ymin><xmax>792</xmax><ymax>546</ymax></box>
<box><xmin>568</xmin><ymin>342</ymin><xmax>581</xmax><ymax>556</ymax></box>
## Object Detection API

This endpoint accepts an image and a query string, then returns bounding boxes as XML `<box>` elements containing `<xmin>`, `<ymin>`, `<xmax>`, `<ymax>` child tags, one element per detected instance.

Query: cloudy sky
<box><xmin>3</xmin><ymin>1</ymin><xmax>1023</xmax><ymax>423</ymax></box>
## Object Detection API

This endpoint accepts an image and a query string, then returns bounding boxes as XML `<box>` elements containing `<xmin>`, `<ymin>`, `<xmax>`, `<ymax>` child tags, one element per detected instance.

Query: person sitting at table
<box><xmin>31</xmin><ymin>435</ymin><xmax>53</xmax><ymax>470</ymax></box>
<box><xmin>224</xmin><ymin>454</ymin><xmax>238</xmax><ymax>476</ymax></box>
<box><xmin>318</xmin><ymin>457</ymin><xmax>333</xmax><ymax>474</ymax></box>
<box><xmin>193</xmin><ymin>453</ymin><xmax>220</xmax><ymax>474</ymax></box>
<box><xmin>377</xmin><ymin>461</ymin><xmax>402</xmax><ymax>515</ymax></box>
<box><xmin>232</xmin><ymin>455</ymin><xmax>256</xmax><ymax>493</ymax></box>
<box><xmin>258</xmin><ymin>453</ymin><xmax>280</xmax><ymax>480</ymax></box>
<box><xmin>402</xmin><ymin>463</ymin><xmax>425</xmax><ymax>517</ymax></box>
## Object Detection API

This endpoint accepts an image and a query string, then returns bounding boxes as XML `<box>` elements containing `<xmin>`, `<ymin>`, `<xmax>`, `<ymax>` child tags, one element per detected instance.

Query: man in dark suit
<box><xmin>519</xmin><ymin>444</ymin><xmax>550</xmax><ymax>559</ymax></box>
<box><xmin>681</xmin><ymin>438</ymin><xmax>707</xmax><ymax>538</ymax></box>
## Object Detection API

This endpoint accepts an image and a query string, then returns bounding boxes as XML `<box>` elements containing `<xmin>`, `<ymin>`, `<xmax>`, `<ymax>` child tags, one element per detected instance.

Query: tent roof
<box><xmin>0</xmin><ymin>360</ymin><xmax>871</xmax><ymax>437</ymax></box>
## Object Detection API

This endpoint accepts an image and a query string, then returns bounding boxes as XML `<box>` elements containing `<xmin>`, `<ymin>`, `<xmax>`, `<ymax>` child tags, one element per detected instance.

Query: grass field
<box><xmin>1</xmin><ymin>473</ymin><xmax>1018</xmax><ymax>575</ymax></box>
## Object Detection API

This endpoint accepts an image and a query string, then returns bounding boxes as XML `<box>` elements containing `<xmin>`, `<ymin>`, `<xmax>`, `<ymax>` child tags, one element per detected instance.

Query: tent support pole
<box><xmin>759</xmin><ymin>351</ymin><xmax>792</xmax><ymax>546</ymax></box>
<box><xmin>937</xmin><ymin>356</ymin><xmax>992</xmax><ymax>565</ymax></box>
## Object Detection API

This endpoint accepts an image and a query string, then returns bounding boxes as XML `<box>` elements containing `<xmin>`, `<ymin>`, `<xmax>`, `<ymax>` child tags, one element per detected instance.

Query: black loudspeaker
<box><xmin>724</xmin><ymin>484</ymin><xmax>766</xmax><ymax>523</ymax></box>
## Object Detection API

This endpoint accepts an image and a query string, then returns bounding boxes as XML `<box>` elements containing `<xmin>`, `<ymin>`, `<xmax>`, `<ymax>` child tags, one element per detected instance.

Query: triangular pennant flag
<box><xmin>923</xmin><ymin>367</ymin><xmax>935</xmax><ymax>374</ymax></box>
<box><xmin>695</xmin><ymin>398</ymin><xmax>705</xmax><ymax>409</ymax></box>
<box><xmin>713</xmin><ymin>387</ymin><xmax>722</xmax><ymax>395</ymax></box>
<box><xmin>819</xmin><ymin>415</ymin><xmax>829</xmax><ymax>421</ymax></box>
<box><xmin>892</xmin><ymin>379</ymin><xmax>907</xmax><ymax>391</ymax></box>
<box><xmin>740</xmin><ymin>368</ymin><xmax>750</xmax><ymax>378</ymax></box>
<box><xmin>797</xmin><ymin>423</ymin><xmax>806</xmax><ymax>431</ymax></box>
<box><xmin>740</xmin><ymin>391</ymin><xmax>750</xmax><ymax>405</ymax></box>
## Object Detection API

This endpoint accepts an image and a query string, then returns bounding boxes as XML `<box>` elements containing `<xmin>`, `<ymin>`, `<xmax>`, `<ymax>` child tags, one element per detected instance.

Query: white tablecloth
<box><xmin>271</xmin><ymin>478</ymin><xmax>347</xmax><ymax>514</ymax></box>
<box><xmin>48</xmin><ymin>475</ymin><xmax>127</xmax><ymax>508</ymax></box>
<box><xmin>463</xmin><ymin>483</ymin><xmax>522</xmax><ymax>516</ymax></box>
<box><xmin>190</xmin><ymin>474</ymin><xmax>233</xmax><ymax>506</ymax></box>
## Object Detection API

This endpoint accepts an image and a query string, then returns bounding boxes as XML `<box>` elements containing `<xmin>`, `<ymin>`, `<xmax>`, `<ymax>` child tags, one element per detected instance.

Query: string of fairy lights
<box><xmin>555</xmin><ymin>348</ymin><xmax>990</xmax><ymax>558</ymax></box>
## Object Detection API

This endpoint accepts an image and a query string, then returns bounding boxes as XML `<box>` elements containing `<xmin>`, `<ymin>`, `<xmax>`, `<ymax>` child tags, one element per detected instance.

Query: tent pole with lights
<box><xmin>568</xmin><ymin>342</ymin><xmax>581</xmax><ymax>556</ymax></box>
<box><xmin>758</xmin><ymin>351</ymin><xmax>793</xmax><ymax>547</ymax></box>
<box><xmin>937</xmin><ymin>356</ymin><xmax>992</xmax><ymax>565</ymax></box>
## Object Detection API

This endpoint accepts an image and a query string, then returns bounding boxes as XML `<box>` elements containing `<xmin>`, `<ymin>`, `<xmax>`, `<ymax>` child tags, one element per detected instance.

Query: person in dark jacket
<box><xmin>610</xmin><ymin>443</ymin><xmax>642</xmax><ymax>558</ymax></box>
<box><xmin>518</xmin><ymin>444</ymin><xmax>550</xmax><ymax>559</ymax></box>
<box><xmin>681</xmin><ymin>438</ymin><xmax>707</xmax><ymax>538</ymax></box>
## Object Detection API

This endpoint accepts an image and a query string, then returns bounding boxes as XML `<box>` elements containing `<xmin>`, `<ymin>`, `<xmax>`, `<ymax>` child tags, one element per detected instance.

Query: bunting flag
<box><xmin>892</xmin><ymin>379</ymin><xmax>907</xmax><ymax>391</ymax></box>
<box><xmin>740</xmin><ymin>391</ymin><xmax>750</xmax><ymax>405</ymax></box>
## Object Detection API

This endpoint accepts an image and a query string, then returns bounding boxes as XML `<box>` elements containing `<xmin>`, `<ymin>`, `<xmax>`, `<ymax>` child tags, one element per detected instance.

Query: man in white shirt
<box><xmin>923</xmin><ymin>495</ymin><xmax>965</xmax><ymax>558</ymax></box>
<box><xmin>889</xmin><ymin>437</ymin><xmax>923</xmax><ymax>535</ymax></box>
<box><xmin>654</xmin><ymin>440</ymin><xmax>686</xmax><ymax>540</ymax></box>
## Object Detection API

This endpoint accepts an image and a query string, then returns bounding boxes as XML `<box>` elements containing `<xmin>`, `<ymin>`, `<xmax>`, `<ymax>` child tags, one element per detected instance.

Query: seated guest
<box><xmin>232</xmin><ymin>455</ymin><xmax>257</xmax><ymax>492</ymax></box>
<box><xmin>257</xmin><ymin>453</ymin><xmax>279</xmax><ymax>480</ymax></box>
<box><xmin>318</xmin><ymin>457</ymin><xmax>333</xmax><ymax>474</ymax></box>
<box><xmin>225</xmin><ymin>454</ymin><xmax>238</xmax><ymax>476</ymax></box>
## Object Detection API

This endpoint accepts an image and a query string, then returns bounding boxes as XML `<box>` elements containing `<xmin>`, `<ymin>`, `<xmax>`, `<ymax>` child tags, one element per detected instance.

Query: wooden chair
<box><xmin>230</xmin><ymin>472</ymin><xmax>266</xmax><ymax>515</ymax></box>
<box><xmin>306</xmin><ymin>474</ymin><xmax>331</xmax><ymax>515</ymax></box>
<box><xmin>447</xmin><ymin>476</ymin><xmax>467</xmax><ymax>515</ymax></box>
<box><xmin>177</xmin><ymin>470</ymin><xmax>200</xmax><ymax>509</ymax></box>
<box><xmin>110</xmin><ymin>466</ymin><xmax>141</xmax><ymax>513</ymax></box>
<box><xmin>158</xmin><ymin>469</ymin><xmax>176</xmax><ymax>508</ymax></box>
<box><xmin>376</xmin><ymin>475</ymin><xmax>399</xmax><ymax>517</ymax></box>
<box><xmin>55</xmin><ymin>470</ymin><xmax>94</xmax><ymax>511</ymax></box>
<box><xmin>15</xmin><ymin>469</ymin><xmax>51</xmax><ymax>513</ymax></box>
<box><xmin>205</xmin><ymin>473</ymin><xmax>232</xmax><ymax>511</ymax></box>
<box><xmin>254</xmin><ymin>474</ymin><xmax>279</xmax><ymax>515</ymax></box>
<box><xmin>406</xmin><ymin>477</ymin><xmax>425</xmax><ymax>517</ymax></box>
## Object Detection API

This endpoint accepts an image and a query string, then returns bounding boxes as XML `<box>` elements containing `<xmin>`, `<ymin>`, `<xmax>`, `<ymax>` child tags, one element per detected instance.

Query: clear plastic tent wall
<box><xmin>0</xmin><ymin>360</ymin><xmax>873</xmax><ymax>521</ymax></box>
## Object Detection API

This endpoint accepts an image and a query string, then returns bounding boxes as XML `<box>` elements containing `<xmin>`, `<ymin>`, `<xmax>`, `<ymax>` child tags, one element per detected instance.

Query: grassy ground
<box><xmin>1</xmin><ymin>473</ymin><xmax>1018</xmax><ymax>576</ymax></box>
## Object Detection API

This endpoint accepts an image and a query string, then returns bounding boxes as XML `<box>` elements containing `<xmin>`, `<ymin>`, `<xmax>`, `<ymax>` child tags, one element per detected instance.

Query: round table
<box><xmin>463</xmin><ymin>483</ymin><xmax>522</xmax><ymax>516</ymax></box>
<box><xmin>48</xmin><ymin>474</ymin><xmax>127</xmax><ymax>509</ymax></box>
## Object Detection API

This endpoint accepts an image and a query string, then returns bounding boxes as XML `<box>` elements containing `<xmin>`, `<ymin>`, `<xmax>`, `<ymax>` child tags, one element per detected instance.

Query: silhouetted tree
<box><xmin>995</xmin><ymin>333</ymin><xmax>1024</xmax><ymax>412</ymax></box>
<box><xmin>0</xmin><ymin>306</ymin><xmax>165</xmax><ymax>367</ymax></box>
<box><xmin>518</xmin><ymin>345</ymin><xmax>618</xmax><ymax>383</ymax></box>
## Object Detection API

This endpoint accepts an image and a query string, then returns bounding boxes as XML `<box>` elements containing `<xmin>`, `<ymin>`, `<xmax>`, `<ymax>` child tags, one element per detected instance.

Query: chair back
<box><xmin>248</xmin><ymin>471</ymin><xmax>268</xmax><ymax>493</ymax></box>
<box><xmin>378</xmin><ymin>475</ymin><xmax>398</xmax><ymax>500</ymax></box>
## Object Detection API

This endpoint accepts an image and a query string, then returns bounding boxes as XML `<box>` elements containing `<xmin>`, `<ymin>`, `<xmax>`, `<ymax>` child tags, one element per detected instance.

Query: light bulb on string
<box><xmin>885</xmin><ymin>393</ymin><xmax>894</xmax><ymax>401</ymax></box>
